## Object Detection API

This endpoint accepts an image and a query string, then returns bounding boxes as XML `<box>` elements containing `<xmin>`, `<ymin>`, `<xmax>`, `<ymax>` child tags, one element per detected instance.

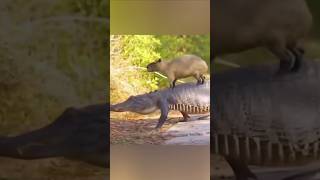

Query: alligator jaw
<box><xmin>0</xmin><ymin>131</ymin><xmax>63</xmax><ymax>160</ymax></box>
<box><xmin>0</xmin><ymin>104</ymin><xmax>109</xmax><ymax>168</ymax></box>
<box><xmin>110</xmin><ymin>104</ymin><xmax>124</xmax><ymax>112</ymax></box>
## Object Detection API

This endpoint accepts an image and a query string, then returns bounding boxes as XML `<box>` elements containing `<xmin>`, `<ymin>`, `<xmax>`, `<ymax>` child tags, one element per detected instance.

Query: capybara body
<box><xmin>147</xmin><ymin>54</ymin><xmax>208</xmax><ymax>88</ymax></box>
<box><xmin>212</xmin><ymin>0</ymin><xmax>313</xmax><ymax>72</ymax></box>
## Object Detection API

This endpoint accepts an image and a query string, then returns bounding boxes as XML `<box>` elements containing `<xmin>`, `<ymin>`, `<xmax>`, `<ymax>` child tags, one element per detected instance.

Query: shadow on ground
<box><xmin>0</xmin><ymin>157</ymin><xmax>108</xmax><ymax>180</ymax></box>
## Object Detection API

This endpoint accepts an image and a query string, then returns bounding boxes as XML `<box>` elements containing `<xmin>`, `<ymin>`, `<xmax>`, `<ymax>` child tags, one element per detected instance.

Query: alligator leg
<box><xmin>179</xmin><ymin>111</ymin><xmax>190</xmax><ymax>122</ymax></box>
<box><xmin>197</xmin><ymin>115</ymin><xmax>210</xmax><ymax>120</ymax></box>
<box><xmin>224</xmin><ymin>155</ymin><xmax>257</xmax><ymax>180</ymax></box>
<box><xmin>155</xmin><ymin>100</ymin><xmax>169</xmax><ymax>129</ymax></box>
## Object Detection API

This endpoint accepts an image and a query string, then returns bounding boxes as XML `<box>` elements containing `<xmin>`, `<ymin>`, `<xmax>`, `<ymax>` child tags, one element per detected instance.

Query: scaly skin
<box><xmin>0</xmin><ymin>104</ymin><xmax>109</xmax><ymax>168</ymax></box>
<box><xmin>111</xmin><ymin>81</ymin><xmax>210</xmax><ymax>128</ymax></box>
<box><xmin>213</xmin><ymin>60</ymin><xmax>320</xmax><ymax>179</ymax></box>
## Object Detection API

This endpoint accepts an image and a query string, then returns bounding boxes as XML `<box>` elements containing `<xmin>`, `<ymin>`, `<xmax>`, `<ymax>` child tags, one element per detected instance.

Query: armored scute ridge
<box><xmin>169</xmin><ymin>104</ymin><xmax>210</xmax><ymax>114</ymax></box>
<box><xmin>212</xmin><ymin>133</ymin><xmax>320</xmax><ymax>166</ymax></box>
<box><xmin>213</xmin><ymin>60</ymin><xmax>320</xmax><ymax>167</ymax></box>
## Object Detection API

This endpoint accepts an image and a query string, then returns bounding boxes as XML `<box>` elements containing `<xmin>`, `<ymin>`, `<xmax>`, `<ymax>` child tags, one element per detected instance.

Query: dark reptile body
<box><xmin>212</xmin><ymin>60</ymin><xmax>320</xmax><ymax>166</ymax></box>
<box><xmin>159</xmin><ymin>81</ymin><xmax>210</xmax><ymax>113</ymax></box>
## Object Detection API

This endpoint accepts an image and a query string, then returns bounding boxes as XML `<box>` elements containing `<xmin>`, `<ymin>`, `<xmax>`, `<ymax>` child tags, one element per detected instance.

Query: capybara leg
<box><xmin>168</xmin><ymin>77</ymin><xmax>175</xmax><ymax>89</ymax></box>
<box><xmin>269</xmin><ymin>46</ymin><xmax>295</xmax><ymax>74</ymax></box>
<box><xmin>171</xmin><ymin>79</ymin><xmax>177</xmax><ymax>89</ymax></box>
<box><xmin>290</xmin><ymin>47</ymin><xmax>305</xmax><ymax>72</ymax></box>
<box><xmin>194</xmin><ymin>73</ymin><xmax>202</xmax><ymax>85</ymax></box>
<box><xmin>200</xmin><ymin>74</ymin><xmax>206</xmax><ymax>84</ymax></box>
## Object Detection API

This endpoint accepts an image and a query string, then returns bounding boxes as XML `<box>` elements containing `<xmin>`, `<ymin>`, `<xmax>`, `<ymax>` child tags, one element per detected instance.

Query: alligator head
<box><xmin>0</xmin><ymin>104</ymin><xmax>109</xmax><ymax>168</ymax></box>
<box><xmin>111</xmin><ymin>93</ymin><xmax>159</xmax><ymax>114</ymax></box>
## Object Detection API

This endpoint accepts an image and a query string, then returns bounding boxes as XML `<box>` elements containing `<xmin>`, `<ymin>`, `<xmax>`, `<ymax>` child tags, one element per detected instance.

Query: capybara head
<box><xmin>147</xmin><ymin>58</ymin><xmax>162</xmax><ymax>72</ymax></box>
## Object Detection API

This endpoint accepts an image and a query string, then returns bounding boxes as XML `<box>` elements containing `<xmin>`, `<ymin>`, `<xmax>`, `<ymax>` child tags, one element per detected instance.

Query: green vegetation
<box><xmin>307</xmin><ymin>0</ymin><xmax>320</xmax><ymax>39</ymax></box>
<box><xmin>110</xmin><ymin>35</ymin><xmax>210</xmax><ymax>103</ymax></box>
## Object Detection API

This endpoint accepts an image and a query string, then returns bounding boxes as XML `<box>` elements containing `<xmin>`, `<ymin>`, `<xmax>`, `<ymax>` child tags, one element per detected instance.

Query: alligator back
<box><xmin>160</xmin><ymin>81</ymin><xmax>210</xmax><ymax>114</ymax></box>
<box><xmin>213</xmin><ymin>60</ymin><xmax>320</xmax><ymax>166</ymax></box>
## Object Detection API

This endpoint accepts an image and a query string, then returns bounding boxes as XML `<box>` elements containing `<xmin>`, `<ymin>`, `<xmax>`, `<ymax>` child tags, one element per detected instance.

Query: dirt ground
<box><xmin>0</xmin><ymin>157</ymin><xmax>108</xmax><ymax>180</ymax></box>
<box><xmin>110</xmin><ymin>111</ymin><xmax>185</xmax><ymax>144</ymax></box>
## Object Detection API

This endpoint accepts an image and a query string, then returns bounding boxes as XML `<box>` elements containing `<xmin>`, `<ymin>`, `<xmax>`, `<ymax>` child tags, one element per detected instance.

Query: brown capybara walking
<box><xmin>212</xmin><ymin>0</ymin><xmax>313</xmax><ymax>72</ymax></box>
<box><xmin>147</xmin><ymin>54</ymin><xmax>208</xmax><ymax>88</ymax></box>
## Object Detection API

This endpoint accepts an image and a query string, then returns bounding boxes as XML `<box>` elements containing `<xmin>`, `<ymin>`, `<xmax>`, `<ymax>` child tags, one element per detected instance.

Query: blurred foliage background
<box><xmin>214</xmin><ymin>0</ymin><xmax>320</xmax><ymax>73</ymax></box>
<box><xmin>0</xmin><ymin>0</ymin><xmax>108</xmax><ymax>178</ymax></box>
<box><xmin>110</xmin><ymin>35</ymin><xmax>210</xmax><ymax>104</ymax></box>
<box><xmin>0</xmin><ymin>0</ymin><xmax>108</xmax><ymax>134</ymax></box>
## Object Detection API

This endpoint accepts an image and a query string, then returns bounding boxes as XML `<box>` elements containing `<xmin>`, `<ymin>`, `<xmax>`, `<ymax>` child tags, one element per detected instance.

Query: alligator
<box><xmin>110</xmin><ymin>81</ymin><xmax>210</xmax><ymax>128</ymax></box>
<box><xmin>212</xmin><ymin>60</ymin><xmax>320</xmax><ymax>180</ymax></box>
<box><xmin>0</xmin><ymin>104</ymin><xmax>109</xmax><ymax>168</ymax></box>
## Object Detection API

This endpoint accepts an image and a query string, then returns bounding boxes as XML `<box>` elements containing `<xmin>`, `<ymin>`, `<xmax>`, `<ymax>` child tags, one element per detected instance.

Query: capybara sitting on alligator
<box><xmin>212</xmin><ymin>0</ymin><xmax>313</xmax><ymax>73</ymax></box>
<box><xmin>147</xmin><ymin>54</ymin><xmax>208</xmax><ymax>88</ymax></box>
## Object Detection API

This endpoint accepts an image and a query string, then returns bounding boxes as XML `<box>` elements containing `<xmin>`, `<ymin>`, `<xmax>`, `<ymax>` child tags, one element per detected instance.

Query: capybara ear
<box><xmin>157</xmin><ymin>58</ymin><xmax>162</xmax><ymax>62</ymax></box>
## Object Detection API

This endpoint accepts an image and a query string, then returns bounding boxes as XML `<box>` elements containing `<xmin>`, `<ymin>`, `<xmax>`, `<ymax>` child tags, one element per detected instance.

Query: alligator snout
<box><xmin>110</xmin><ymin>105</ymin><xmax>116</xmax><ymax>111</ymax></box>
<box><xmin>110</xmin><ymin>104</ymin><xmax>124</xmax><ymax>112</ymax></box>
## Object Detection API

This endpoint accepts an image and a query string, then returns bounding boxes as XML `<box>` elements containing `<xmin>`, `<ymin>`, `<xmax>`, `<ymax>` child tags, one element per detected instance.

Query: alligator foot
<box><xmin>197</xmin><ymin>115</ymin><xmax>210</xmax><ymax>120</ymax></box>
<box><xmin>180</xmin><ymin>111</ymin><xmax>190</xmax><ymax>122</ymax></box>
<box><xmin>224</xmin><ymin>155</ymin><xmax>257</xmax><ymax>180</ymax></box>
